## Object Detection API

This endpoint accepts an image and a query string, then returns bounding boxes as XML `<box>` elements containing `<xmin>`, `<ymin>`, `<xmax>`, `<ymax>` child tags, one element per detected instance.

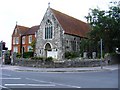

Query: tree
<box><xmin>30</xmin><ymin>40</ymin><xmax>36</xmax><ymax>52</ymax></box>
<box><xmin>85</xmin><ymin>1</ymin><xmax>120</xmax><ymax>54</ymax></box>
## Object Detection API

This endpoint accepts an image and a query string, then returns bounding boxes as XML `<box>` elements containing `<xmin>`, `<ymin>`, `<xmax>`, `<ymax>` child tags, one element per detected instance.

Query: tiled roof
<box><xmin>12</xmin><ymin>25</ymin><xmax>29</xmax><ymax>36</ymax></box>
<box><xmin>51</xmin><ymin>8</ymin><xmax>90</xmax><ymax>37</ymax></box>
<box><xmin>16</xmin><ymin>25</ymin><xmax>29</xmax><ymax>35</ymax></box>
<box><xmin>24</xmin><ymin>25</ymin><xmax>39</xmax><ymax>35</ymax></box>
<box><xmin>13</xmin><ymin>25</ymin><xmax>39</xmax><ymax>36</ymax></box>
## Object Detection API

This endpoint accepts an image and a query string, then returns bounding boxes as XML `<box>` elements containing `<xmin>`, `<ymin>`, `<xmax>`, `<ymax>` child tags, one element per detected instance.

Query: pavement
<box><xmin>1</xmin><ymin>64</ymin><xmax>119</xmax><ymax>72</ymax></box>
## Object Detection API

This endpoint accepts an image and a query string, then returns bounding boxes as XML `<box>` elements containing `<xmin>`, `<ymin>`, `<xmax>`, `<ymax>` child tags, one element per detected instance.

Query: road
<box><xmin>0</xmin><ymin>65</ymin><xmax>118</xmax><ymax>89</ymax></box>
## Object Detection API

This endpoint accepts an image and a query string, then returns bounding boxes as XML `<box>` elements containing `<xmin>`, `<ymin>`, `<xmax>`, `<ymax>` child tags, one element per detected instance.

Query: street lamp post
<box><xmin>100</xmin><ymin>39</ymin><xmax>103</xmax><ymax>69</ymax></box>
<box><xmin>0</xmin><ymin>41</ymin><xmax>3</xmax><ymax>66</ymax></box>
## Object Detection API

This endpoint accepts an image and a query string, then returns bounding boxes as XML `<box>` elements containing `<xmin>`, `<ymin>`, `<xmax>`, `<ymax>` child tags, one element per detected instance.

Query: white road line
<box><xmin>26</xmin><ymin>78</ymin><xmax>49</xmax><ymax>83</ymax></box>
<box><xmin>0</xmin><ymin>85</ymin><xmax>8</xmax><ymax>89</ymax></box>
<box><xmin>26</xmin><ymin>78</ymin><xmax>81</xmax><ymax>88</ymax></box>
<box><xmin>5</xmin><ymin>84</ymin><xmax>55</xmax><ymax>87</ymax></box>
<box><xmin>52</xmin><ymin>83</ymin><xmax>81</xmax><ymax>88</ymax></box>
<box><xmin>0</xmin><ymin>78</ymin><xmax>21</xmax><ymax>80</ymax></box>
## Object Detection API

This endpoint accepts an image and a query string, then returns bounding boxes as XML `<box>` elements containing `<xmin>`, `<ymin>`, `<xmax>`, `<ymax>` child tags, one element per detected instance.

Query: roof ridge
<box><xmin>15</xmin><ymin>25</ymin><xmax>29</xmax><ymax>35</ymax></box>
<box><xmin>23</xmin><ymin>25</ymin><xmax>39</xmax><ymax>35</ymax></box>
<box><xmin>50</xmin><ymin>8</ymin><xmax>90</xmax><ymax>37</ymax></box>
<box><xmin>50</xmin><ymin>8</ymin><xmax>87</xmax><ymax>24</ymax></box>
<box><xmin>17</xmin><ymin>25</ymin><xmax>29</xmax><ymax>28</ymax></box>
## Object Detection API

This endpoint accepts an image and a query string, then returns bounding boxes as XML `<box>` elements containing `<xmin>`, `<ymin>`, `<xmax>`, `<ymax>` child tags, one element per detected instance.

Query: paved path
<box><xmin>1</xmin><ymin>64</ymin><xmax>118</xmax><ymax>72</ymax></box>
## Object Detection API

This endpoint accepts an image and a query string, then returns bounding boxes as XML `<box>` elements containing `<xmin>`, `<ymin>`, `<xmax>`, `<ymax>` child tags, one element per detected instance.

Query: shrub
<box><xmin>16</xmin><ymin>53</ymin><xmax>21</xmax><ymax>58</ymax></box>
<box><xmin>45</xmin><ymin>57</ymin><xmax>53</xmax><ymax>62</ymax></box>
<box><xmin>38</xmin><ymin>57</ymin><xmax>44</xmax><ymax>60</ymax></box>
<box><xmin>23</xmin><ymin>52</ymin><xmax>34</xmax><ymax>58</ymax></box>
<box><xmin>65</xmin><ymin>52</ymin><xmax>79</xmax><ymax>59</ymax></box>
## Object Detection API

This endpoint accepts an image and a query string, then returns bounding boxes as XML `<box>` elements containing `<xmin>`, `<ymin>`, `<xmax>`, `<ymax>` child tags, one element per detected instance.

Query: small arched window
<box><xmin>45</xmin><ymin>20</ymin><xmax>53</xmax><ymax>39</ymax></box>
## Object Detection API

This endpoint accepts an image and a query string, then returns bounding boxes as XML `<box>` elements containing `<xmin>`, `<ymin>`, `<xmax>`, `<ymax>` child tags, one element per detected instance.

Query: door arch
<box><xmin>45</xmin><ymin>43</ymin><xmax>52</xmax><ymax>51</ymax></box>
<box><xmin>45</xmin><ymin>43</ymin><xmax>52</xmax><ymax>57</ymax></box>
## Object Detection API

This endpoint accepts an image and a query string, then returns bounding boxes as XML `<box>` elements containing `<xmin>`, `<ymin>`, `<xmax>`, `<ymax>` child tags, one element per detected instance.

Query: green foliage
<box><xmin>65</xmin><ymin>52</ymin><xmax>79</xmax><ymax>59</ymax></box>
<box><xmin>80</xmin><ymin>39</ymin><xmax>88</xmax><ymax>53</ymax></box>
<box><xmin>16</xmin><ymin>53</ymin><xmax>21</xmax><ymax>58</ymax></box>
<box><xmin>80</xmin><ymin>38</ymin><xmax>97</xmax><ymax>58</ymax></box>
<box><xmin>45</xmin><ymin>57</ymin><xmax>53</xmax><ymax>62</ymax></box>
<box><xmin>23</xmin><ymin>52</ymin><xmax>34</xmax><ymax>58</ymax></box>
<box><xmin>30</xmin><ymin>40</ymin><xmax>36</xmax><ymax>52</ymax></box>
<box><xmin>85</xmin><ymin>1</ymin><xmax>120</xmax><ymax>54</ymax></box>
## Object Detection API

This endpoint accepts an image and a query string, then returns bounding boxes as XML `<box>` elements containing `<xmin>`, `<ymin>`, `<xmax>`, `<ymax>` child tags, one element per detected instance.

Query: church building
<box><xmin>35</xmin><ymin>5</ymin><xmax>90</xmax><ymax>60</ymax></box>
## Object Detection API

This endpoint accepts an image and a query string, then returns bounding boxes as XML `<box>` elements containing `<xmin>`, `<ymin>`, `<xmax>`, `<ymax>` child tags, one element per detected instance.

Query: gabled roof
<box><xmin>24</xmin><ymin>25</ymin><xmax>39</xmax><ymax>35</ymax></box>
<box><xmin>12</xmin><ymin>25</ymin><xmax>39</xmax><ymax>36</ymax></box>
<box><xmin>12</xmin><ymin>25</ymin><xmax>29</xmax><ymax>36</ymax></box>
<box><xmin>51</xmin><ymin>8</ymin><xmax>90</xmax><ymax>37</ymax></box>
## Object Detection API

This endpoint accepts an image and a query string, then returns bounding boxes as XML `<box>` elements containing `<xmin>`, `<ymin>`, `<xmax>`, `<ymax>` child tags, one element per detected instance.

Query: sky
<box><xmin>0</xmin><ymin>0</ymin><xmax>119</xmax><ymax>50</ymax></box>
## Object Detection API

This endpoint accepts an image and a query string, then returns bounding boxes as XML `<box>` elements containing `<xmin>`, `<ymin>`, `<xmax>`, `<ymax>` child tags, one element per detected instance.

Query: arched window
<box><xmin>45</xmin><ymin>20</ymin><xmax>53</xmax><ymax>39</ymax></box>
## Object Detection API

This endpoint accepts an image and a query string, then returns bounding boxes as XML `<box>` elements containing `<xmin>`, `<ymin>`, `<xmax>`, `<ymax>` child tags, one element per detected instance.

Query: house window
<box><xmin>40</xmin><ymin>50</ymin><xmax>41</xmax><ymax>54</ymax></box>
<box><xmin>28</xmin><ymin>46</ymin><xmax>33</xmax><ymax>52</ymax></box>
<box><xmin>22</xmin><ymin>36</ymin><xmax>25</xmax><ymax>44</ymax></box>
<box><xmin>29</xmin><ymin>35</ymin><xmax>32</xmax><ymax>44</ymax></box>
<box><xmin>71</xmin><ymin>41</ymin><xmax>77</xmax><ymax>51</ymax></box>
<box><xmin>45</xmin><ymin>20</ymin><xmax>53</xmax><ymax>39</ymax></box>
<box><xmin>13</xmin><ymin>46</ymin><xmax>18</xmax><ymax>53</ymax></box>
<box><xmin>16</xmin><ymin>37</ymin><xmax>19</xmax><ymax>44</ymax></box>
<box><xmin>66</xmin><ymin>40</ymin><xmax>69</xmax><ymax>46</ymax></box>
<box><xmin>13</xmin><ymin>37</ymin><xmax>19</xmax><ymax>44</ymax></box>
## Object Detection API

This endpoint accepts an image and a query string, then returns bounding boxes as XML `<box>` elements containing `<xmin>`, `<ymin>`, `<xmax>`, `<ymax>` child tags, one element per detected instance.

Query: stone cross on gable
<box><xmin>16</xmin><ymin>21</ymin><xmax>17</xmax><ymax>25</ymax></box>
<box><xmin>48</xmin><ymin>2</ymin><xmax>50</xmax><ymax>8</ymax></box>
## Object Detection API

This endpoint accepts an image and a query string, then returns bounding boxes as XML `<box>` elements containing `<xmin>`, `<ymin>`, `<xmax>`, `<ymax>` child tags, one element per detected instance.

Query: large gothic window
<box><xmin>45</xmin><ymin>20</ymin><xmax>53</xmax><ymax>39</ymax></box>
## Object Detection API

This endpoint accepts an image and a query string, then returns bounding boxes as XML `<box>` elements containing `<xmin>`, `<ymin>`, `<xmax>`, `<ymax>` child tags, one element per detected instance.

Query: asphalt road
<box><xmin>0</xmin><ymin>65</ymin><xmax>118</xmax><ymax>89</ymax></box>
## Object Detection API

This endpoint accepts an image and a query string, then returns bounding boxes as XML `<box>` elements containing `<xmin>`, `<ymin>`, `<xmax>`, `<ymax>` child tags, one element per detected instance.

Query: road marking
<box><xmin>26</xmin><ymin>78</ymin><xmax>49</xmax><ymax>83</ymax></box>
<box><xmin>0</xmin><ymin>85</ymin><xmax>7</xmax><ymax>88</ymax></box>
<box><xmin>4</xmin><ymin>84</ymin><xmax>55</xmax><ymax>87</ymax></box>
<box><xmin>26</xmin><ymin>78</ymin><xmax>81</xmax><ymax>88</ymax></box>
<box><xmin>0</xmin><ymin>78</ymin><xmax>21</xmax><ymax>80</ymax></box>
<box><xmin>52</xmin><ymin>83</ymin><xmax>81</xmax><ymax>88</ymax></box>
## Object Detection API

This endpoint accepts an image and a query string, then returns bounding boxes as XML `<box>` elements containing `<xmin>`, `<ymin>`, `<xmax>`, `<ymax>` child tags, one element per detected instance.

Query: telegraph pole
<box><xmin>100</xmin><ymin>39</ymin><xmax>103</xmax><ymax>69</ymax></box>
<box><xmin>0</xmin><ymin>41</ymin><xmax>3</xmax><ymax>66</ymax></box>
